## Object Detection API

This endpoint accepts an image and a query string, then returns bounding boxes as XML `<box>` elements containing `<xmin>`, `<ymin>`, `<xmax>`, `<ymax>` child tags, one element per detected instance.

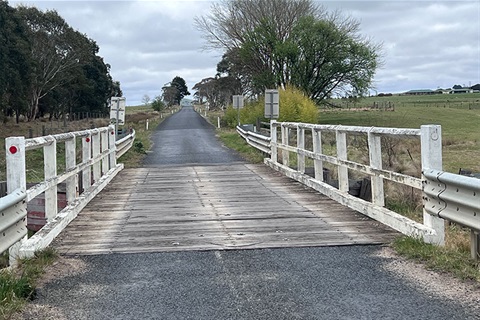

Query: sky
<box><xmin>10</xmin><ymin>0</ymin><xmax>480</xmax><ymax>106</ymax></box>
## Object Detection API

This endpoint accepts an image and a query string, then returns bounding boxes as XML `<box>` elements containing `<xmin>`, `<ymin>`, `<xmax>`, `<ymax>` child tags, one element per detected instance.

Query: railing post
<box><xmin>421</xmin><ymin>124</ymin><xmax>445</xmax><ymax>245</ymax></box>
<box><xmin>101</xmin><ymin>129</ymin><xmax>108</xmax><ymax>175</ymax></box>
<box><xmin>270</xmin><ymin>121</ymin><xmax>277</xmax><ymax>163</ymax></box>
<box><xmin>368</xmin><ymin>131</ymin><xmax>385</xmax><ymax>206</ymax></box>
<box><xmin>109</xmin><ymin>125</ymin><xmax>116</xmax><ymax>170</ymax></box>
<box><xmin>82</xmin><ymin>134</ymin><xmax>92</xmax><ymax>192</ymax></box>
<box><xmin>281</xmin><ymin>125</ymin><xmax>289</xmax><ymax>167</ymax></box>
<box><xmin>5</xmin><ymin>137</ymin><xmax>27</xmax><ymax>265</ymax></box>
<box><xmin>336</xmin><ymin>129</ymin><xmax>349</xmax><ymax>193</ymax></box>
<box><xmin>297</xmin><ymin>126</ymin><xmax>305</xmax><ymax>173</ymax></box>
<box><xmin>44</xmin><ymin>137</ymin><xmax>57</xmax><ymax>221</ymax></box>
<box><xmin>312</xmin><ymin>128</ymin><xmax>323</xmax><ymax>182</ymax></box>
<box><xmin>92</xmin><ymin>131</ymin><xmax>101</xmax><ymax>184</ymax></box>
<box><xmin>65</xmin><ymin>134</ymin><xmax>77</xmax><ymax>204</ymax></box>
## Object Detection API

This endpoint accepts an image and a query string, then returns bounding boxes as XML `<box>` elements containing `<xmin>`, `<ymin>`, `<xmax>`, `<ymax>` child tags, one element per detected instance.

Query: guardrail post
<box><xmin>82</xmin><ymin>134</ymin><xmax>92</xmax><ymax>192</ymax></box>
<box><xmin>270</xmin><ymin>121</ymin><xmax>277</xmax><ymax>162</ymax></box>
<box><xmin>6</xmin><ymin>137</ymin><xmax>27</xmax><ymax>265</ymax></box>
<box><xmin>65</xmin><ymin>134</ymin><xmax>77</xmax><ymax>204</ymax></box>
<box><xmin>44</xmin><ymin>137</ymin><xmax>57</xmax><ymax>221</ymax></box>
<box><xmin>336</xmin><ymin>129</ymin><xmax>349</xmax><ymax>193</ymax></box>
<box><xmin>368</xmin><ymin>131</ymin><xmax>385</xmax><ymax>206</ymax></box>
<box><xmin>281</xmin><ymin>125</ymin><xmax>289</xmax><ymax>166</ymax></box>
<box><xmin>312</xmin><ymin>128</ymin><xmax>323</xmax><ymax>182</ymax></box>
<box><xmin>297</xmin><ymin>126</ymin><xmax>305</xmax><ymax>173</ymax></box>
<box><xmin>421</xmin><ymin>124</ymin><xmax>445</xmax><ymax>245</ymax></box>
<box><xmin>471</xmin><ymin>231</ymin><xmax>479</xmax><ymax>261</ymax></box>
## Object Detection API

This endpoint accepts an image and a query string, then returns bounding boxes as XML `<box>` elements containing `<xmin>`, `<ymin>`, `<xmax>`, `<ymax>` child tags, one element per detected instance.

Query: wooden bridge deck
<box><xmin>52</xmin><ymin>164</ymin><xmax>398</xmax><ymax>255</ymax></box>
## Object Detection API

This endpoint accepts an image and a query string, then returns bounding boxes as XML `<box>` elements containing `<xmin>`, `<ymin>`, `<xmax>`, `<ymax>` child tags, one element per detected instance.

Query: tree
<box><xmin>17</xmin><ymin>6</ymin><xmax>95</xmax><ymax>120</ymax></box>
<box><xmin>142</xmin><ymin>94</ymin><xmax>151</xmax><ymax>106</ymax></box>
<box><xmin>151</xmin><ymin>96</ymin><xmax>165</xmax><ymax>112</ymax></box>
<box><xmin>0</xmin><ymin>1</ymin><xmax>32</xmax><ymax>123</ymax></box>
<box><xmin>289</xmin><ymin>16</ymin><xmax>380</xmax><ymax>101</ymax></box>
<box><xmin>452</xmin><ymin>84</ymin><xmax>462</xmax><ymax>89</ymax></box>
<box><xmin>162</xmin><ymin>76</ymin><xmax>190</xmax><ymax>106</ymax></box>
<box><xmin>195</xmin><ymin>0</ymin><xmax>381</xmax><ymax>102</ymax></box>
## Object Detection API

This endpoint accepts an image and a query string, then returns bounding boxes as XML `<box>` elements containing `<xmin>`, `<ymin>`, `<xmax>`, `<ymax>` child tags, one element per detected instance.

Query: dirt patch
<box><xmin>12</xmin><ymin>256</ymin><xmax>87</xmax><ymax>320</ymax></box>
<box><xmin>374</xmin><ymin>246</ymin><xmax>480</xmax><ymax>311</ymax></box>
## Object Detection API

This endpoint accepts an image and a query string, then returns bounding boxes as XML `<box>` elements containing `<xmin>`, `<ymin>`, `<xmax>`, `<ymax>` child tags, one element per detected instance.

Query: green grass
<box><xmin>0</xmin><ymin>248</ymin><xmax>58</xmax><ymax>319</ymax></box>
<box><xmin>217</xmin><ymin>129</ymin><xmax>266</xmax><ymax>164</ymax></box>
<box><xmin>392</xmin><ymin>236</ymin><xmax>480</xmax><ymax>282</ymax></box>
<box><xmin>319</xmin><ymin>101</ymin><xmax>480</xmax><ymax>173</ymax></box>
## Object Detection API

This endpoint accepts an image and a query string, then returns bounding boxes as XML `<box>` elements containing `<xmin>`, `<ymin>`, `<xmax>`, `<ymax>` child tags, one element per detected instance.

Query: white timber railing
<box><xmin>1</xmin><ymin>125</ymin><xmax>135</xmax><ymax>265</ymax></box>
<box><xmin>237</xmin><ymin>121</ymin><xmax>447</xmax><ymax>245</ymax></box>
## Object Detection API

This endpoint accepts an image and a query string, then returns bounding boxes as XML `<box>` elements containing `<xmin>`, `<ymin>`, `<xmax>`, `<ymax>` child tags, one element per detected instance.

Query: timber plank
<box><xmin>51</xmin><ymin>164</ymin><xmax>398</xmax><ymax>255</ymax></box>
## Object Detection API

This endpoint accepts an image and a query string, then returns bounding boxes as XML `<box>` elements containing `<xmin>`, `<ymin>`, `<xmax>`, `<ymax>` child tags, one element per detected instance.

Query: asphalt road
<box><xmin>29</xmin><ymin>108</ymin><xmax>477</xmax><ymax>319</ymax></box>
<box><xmin>143</xmin><ymin>106</ymin><xmax>243</xmax><ymax>165</ymax></box>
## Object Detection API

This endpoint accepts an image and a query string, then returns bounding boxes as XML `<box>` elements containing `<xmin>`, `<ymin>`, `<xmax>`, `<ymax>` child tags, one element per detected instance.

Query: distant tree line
<box><xmin>193</xmin><ymin>0</ymin><xmax>382</xmax><ymax>110</ymax></box>
<box><xmin>0</xmin><ymin>1</ymin><xmax>121</xmax><ymax>123</ymax></box>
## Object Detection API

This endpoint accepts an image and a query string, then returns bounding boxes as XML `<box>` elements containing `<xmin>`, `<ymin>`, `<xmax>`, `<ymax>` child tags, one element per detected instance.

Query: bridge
<box><xmin>1</xmin><ymin>106</ymin><xmax>479</xmax><ymax>319</ymax></box>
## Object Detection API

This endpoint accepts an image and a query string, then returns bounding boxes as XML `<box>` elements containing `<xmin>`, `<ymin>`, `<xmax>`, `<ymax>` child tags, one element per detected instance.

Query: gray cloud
<box><xmin>11</xmin><ymin>0</ymin><xmax>480</xmax><ymax>104</ymax></box>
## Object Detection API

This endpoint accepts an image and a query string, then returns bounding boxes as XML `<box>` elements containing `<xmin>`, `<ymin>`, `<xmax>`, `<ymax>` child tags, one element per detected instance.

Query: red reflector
<box><xmin>86</xmin><ymin>137</ymin><xmax>91</xmax><ymax>143</ymax></box>
<box><xmin>9</xmin><ymin>146</ymin><xmax>18</xmax><ymax>154</ymax></box>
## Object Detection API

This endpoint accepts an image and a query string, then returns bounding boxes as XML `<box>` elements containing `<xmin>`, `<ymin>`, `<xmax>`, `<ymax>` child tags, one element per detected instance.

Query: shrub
<box><xmin>223</xmin><ymin>85</ymin><xmax>319</xmax><ymax>127</ymax></box>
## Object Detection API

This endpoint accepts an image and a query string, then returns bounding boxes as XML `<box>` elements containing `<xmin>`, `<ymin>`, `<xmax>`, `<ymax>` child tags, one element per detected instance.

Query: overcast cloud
<box><xmin>10</xmin><ymin>0</ymin><xmax>480</xmax><ymax>105</ymax></box>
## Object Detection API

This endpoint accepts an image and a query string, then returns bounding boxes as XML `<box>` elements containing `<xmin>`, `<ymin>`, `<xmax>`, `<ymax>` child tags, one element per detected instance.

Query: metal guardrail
<box><xmin>424</xmin><ymin>169</ymin><xmax>480</xmax><ymax>230</ymax></box>
<box><xmin>116</xmin><ymin>129</ymin><xmax>136</xmax><ymax>159</ymax></box>
<box><xmin>423</xmin><ymin>168</ymin><xmax>480</xmax><ymax>260</ymax></box>
<box><xmin>236</xmin><ymin>126</ymin><xmax>271</xmax><ymax>154</ymax></box>
<box><xmin>0</xmin><ymin>188</ymin><xmax>27</xmax><ymax>254</ymax></box>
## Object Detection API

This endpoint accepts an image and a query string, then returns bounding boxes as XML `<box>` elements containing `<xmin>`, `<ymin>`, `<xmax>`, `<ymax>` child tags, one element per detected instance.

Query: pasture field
<box><xmin>321</xmin><ymin>94</ymin><xmax>480</xmax><ymax>173</ymax></box>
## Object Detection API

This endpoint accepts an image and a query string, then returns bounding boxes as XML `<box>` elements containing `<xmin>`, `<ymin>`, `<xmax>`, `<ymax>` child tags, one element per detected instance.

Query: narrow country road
<box><xmin>143</xmin><ymin>106</ymin><xmax>243</xmax><ymax>165</ymax></box>
<box><xmin>23</xmin><ymin>107</ymin><xmax>478</xmax><ymax>319</ymax></box>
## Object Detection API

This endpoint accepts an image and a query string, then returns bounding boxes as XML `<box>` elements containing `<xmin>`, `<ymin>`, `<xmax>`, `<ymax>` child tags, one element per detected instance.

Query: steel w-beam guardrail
<box><xmin>423</xmin><ymin>169</ymin><xmax>480</xmax><ymax>230</ymax></box>
<box><xmin>0</xmin><ymin>188</ymin><xmax>27</xmax><ymax>254</ymax></box>
<box><xmin>236</xmin><ymin>126</ymin><xmax>271</xmax><ymax>154</ymax></box>
<box><xmin>423</xmin><ymin>168</ymin><xmax>480</xmax><ymax>260</ymax></box>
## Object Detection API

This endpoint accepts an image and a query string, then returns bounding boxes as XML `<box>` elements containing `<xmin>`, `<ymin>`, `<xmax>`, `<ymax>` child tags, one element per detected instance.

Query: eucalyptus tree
<box><xmin>16</xmin><ymin>6</ymin><xmax>95</xmax><ymax>120</ymax></box>
<box><xmin>0</xmin><ymin>1</ymin><xmax>32</xmax><ymax>122</ymax></box>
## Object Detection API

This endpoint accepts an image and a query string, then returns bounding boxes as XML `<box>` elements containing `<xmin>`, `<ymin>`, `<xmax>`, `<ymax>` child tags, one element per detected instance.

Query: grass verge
<box><xmin>392</xmin><ymin>233</ymin><xmax>480</xmax><ymax>283</ymax></box>
<box><xmin>0</xmin><ymin>248</ymin><xmax>58</xmax><ymax>320</ymax></box>
<box><xmin>216</xmin><ymin>129</ymin><xmax>266</xmax><ymax>164</ymax></box>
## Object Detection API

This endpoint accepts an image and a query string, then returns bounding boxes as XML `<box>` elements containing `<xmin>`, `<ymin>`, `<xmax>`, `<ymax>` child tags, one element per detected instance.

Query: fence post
<box><xmin>297</xmin><ymin>126</ymin><xmax>305</xmax><ymax>173</ymax></box>
<box><xmin>281</xmin><ymin>125</ymin><xmax>289</xmax><ymax>166</ymax></box>
<box><xmin>82</xmin><ymin>134</ymin><xmax>92</xmax><ymax>192</ymax></box>
<box><xmin>108</xmin><ymin>126</ymin><xmax>116</xmax><ymax>170</ymax></box>
<box><xmin>270</xmin><ymin>120</ymin><xmax>277</xmax><ymax>163</ymax></box>
<box><xmin>44</xmin><ymin>137</ymin><xmax>57</xmax><ymax>221</ymax></box>
<box><xmin>312</xmin><ymin>128</ymin><xmax>323</xmax><ymax>182</ymax></box>
<box><xmin>92</xmin><ymin>130</ymin><xmax>101</xmax><ymax>184</ymax></box>
<box><xmin>421</xmin><ymin>124</ymin><xmax>445</xmax><ymax>245</ymax></box>
<box><xmin>336</xmin><ymin>129</ymin><xmax>349</xmax><ymax>193</ymax></box>
<box><xmin>5</xmin><ymin>137</ymin><xmax>27</xmax><ymax>265</ymax></box>
<box><xmin>368</xmin><ymin>131</ymin><xmax>385</xmax><ymax>206</ymax></box>
<box><xmin>101</xmin><ymin>129</ymin><xmax>108</xmax><ymax>175</ymax></box>
<box><xmin>65</xmin><ymin>134</ymin><xmax>77</xmax><ymax>204</ymax></box>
